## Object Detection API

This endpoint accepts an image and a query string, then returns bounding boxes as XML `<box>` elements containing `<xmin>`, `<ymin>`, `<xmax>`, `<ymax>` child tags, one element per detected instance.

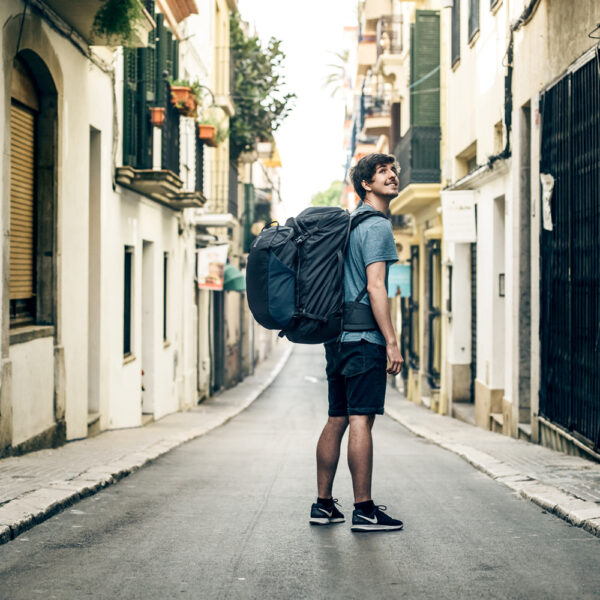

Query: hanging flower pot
<box><xmin>170</xmin><ymin>86</ymin><xmax>198</xmax><ymax>118</ymax></box>
<box><xmin>148</xmin><ymin>106</ymin><xmax>165</xmax><ymax>128</ymax></box>
<box><xmin>198</xmin><ymin>123</ymin><xmax>217</xmax><ymax>146</ymax></box>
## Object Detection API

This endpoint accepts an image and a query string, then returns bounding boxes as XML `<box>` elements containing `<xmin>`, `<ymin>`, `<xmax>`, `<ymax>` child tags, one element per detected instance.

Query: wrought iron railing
<box><xmin>393</xmin><ymin>126</ymin><xmax>440</xmax><ymax>192</ymax></box>
<box><xmin>377</xmin><ymin>15</ymin><xmax>403</xmax><ymax>57</ymax></box>
<box><xmin>228</xmin><ymin>162</ymin><xmax>239</xmax><ymax>217</ymax></box>
<box><xmin>539</xmin><ymin>55</ymin><xmax>600</xmax><ymax>449</ymax></box>
<box><xmin>195</xmin><ymin>134</ymin><xmax>204</xmax><ymax>193</ymax></box>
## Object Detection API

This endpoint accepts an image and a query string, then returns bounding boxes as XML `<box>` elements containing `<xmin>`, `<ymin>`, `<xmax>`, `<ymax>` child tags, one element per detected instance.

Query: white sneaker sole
<box><xmin>351</xmin><ymin>524</ymin><xmax>403</xmax><ymax>532</ymax></box>
<box><xmin>309</xmin><ymin>517</ymin><xmax>345</xmax><ymax>525</ymax></box>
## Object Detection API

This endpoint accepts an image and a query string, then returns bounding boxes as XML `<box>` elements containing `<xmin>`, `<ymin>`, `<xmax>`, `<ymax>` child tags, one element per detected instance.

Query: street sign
<box><xmin>441</xmin><ymin>190</ymin><xmax>477</xmax><ymax>243</ymax></box>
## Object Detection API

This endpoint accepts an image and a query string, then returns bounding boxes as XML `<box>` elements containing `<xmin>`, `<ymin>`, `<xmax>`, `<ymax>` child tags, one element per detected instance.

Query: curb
<box><xmin>0</xmin><ymin>343</ymin><xmax>293</xmax><ymax>546</ymax></box>
<box><xmin>385</xmin><ymin>400</ymin><xmax>600</xmax><ymax>539</ymax></box>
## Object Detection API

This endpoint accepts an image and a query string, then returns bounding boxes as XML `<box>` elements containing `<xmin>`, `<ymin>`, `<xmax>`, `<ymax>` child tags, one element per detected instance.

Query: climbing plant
<box><xmin>92</xmin><ymin>0</ymin><xmax>143</xmax><ymax>45</ymax></box>
<box><xmin>229</xmin><ymin>11</ymin><xmax>296</xmax><ymax>161</ymax></box>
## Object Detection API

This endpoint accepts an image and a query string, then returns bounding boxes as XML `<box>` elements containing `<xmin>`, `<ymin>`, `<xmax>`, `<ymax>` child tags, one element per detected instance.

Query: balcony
<box><xmin>116</xmin><ymin>167</ymin><xmax>206</xmax><ymax>209</ymax></box>
<box><xmin>44</xmin><ymin>0</ymin><xmax>155</xmax><ymax>47</ymax></box>
<box><xmin>362</xmin><ymin>95</ymin><xmax>391</xmax><ymax>137</ymax></box>
<box><xmin>394</xmin><ymin>126</ymin><xmax>440</xmax><ymax>191</ymax></box>
<box><xmin>377</xmin><ymin>15</ymin><xmax>403</xmax><ymax>57</ymax></box>
<box><xmin>357</xmin><ymin>36</ymin><xmax>378</xmax><ymax>76</ymax></box>
<box><xmin>364</xmin><ymin>0</ymin><xmax>393</xmax><ymax>23</ymax></box>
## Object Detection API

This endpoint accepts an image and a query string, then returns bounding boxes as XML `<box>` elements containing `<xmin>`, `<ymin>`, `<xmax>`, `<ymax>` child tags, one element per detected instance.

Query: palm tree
<box><xmin>322</xmin><ymin>49</ymin><xmax>350</xmax><ymax>98</ymax></box>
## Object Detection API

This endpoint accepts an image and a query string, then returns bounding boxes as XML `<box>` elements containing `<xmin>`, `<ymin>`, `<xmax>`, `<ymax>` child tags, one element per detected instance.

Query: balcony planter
<box><xmin>170</xmin><ymin>86</ymin><xmax>198</xmax><ymax>118</ymax></box>
<box><xmin>198</xmin><ymin>124</ymin><xmax>217</xmax><ymax>147</ymax></box>
<box><xmin>148</xmin><ymin>107</ymin><xmax>165</xmax><ymax>128</ymax></box>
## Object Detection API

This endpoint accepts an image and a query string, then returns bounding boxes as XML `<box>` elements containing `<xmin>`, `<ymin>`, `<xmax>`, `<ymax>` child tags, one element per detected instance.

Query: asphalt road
<box><xmin>1</xmin><ymin>345</ymin><xmax>599</xmax><ymax>600</ymax></box>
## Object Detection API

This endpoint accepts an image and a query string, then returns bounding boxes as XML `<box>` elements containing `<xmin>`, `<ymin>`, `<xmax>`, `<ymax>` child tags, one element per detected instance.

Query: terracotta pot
<box><xmin>170</xmin><ymin>86</ymin><xmax>198</xmax><ymax>118</ymax></box>
<box><xmin>198</xmin><ymin>124</ymin><xmax>217</xmax><ymax>146</ymax></box>
<box><xmin>148</xmin><ymin>107</ymin><xmax>165</xmax><ymax>128</ymax></box>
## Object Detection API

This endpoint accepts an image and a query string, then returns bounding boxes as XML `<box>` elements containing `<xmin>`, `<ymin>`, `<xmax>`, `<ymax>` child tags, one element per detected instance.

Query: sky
<box><xmin>237</xmin><ymin>1</ymin><xmax>356</xmax><ymax>220</ymax></box>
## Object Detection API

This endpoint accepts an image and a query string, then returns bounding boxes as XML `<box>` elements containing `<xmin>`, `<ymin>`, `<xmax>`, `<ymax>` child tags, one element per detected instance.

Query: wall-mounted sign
<box><xmin>197</xmin><ymin>244</ymin><xmax>229</xmax><ymax>290</ymax></box>
<box><xmin>441</xmin><ymin>190</ymin><xmax>477</xmax><ymax>243</ymax></box>
<box><xmin>388</xmin><ymin>264</ymin><xmax>411</xmax><ymax>298</ymax></box>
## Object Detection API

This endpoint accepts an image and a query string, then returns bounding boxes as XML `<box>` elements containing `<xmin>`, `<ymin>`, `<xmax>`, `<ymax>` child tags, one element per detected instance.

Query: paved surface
<box><xmin>1</xmin><ymin>344</ymin><xmax>599</xmax><ymax>600</ymax></box>
<box><xmin>0</xmin><ymin>341</ymin><xmax>292</xmax><ymax>545</ymax></box>
<box><xmin>385</xmin><ymin>392</ymin><xmax>600</xmax><ymax>537</ymax></box>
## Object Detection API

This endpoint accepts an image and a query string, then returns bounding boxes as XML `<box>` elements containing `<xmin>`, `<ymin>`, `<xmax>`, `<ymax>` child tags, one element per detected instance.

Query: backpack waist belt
<box><xmin>342</xmin><ymin>302</ymin><xmax>379</xmax><ymax>332</ymax></box>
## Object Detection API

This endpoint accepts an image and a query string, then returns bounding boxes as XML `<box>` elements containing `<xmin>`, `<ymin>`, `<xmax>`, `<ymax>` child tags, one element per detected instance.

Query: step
<box><xmin>452</xmin><ymin>402</ymin><xmax>475</xmax><ymax>426</ymax></box>
<box><xmin>87</xmin><ymin>412</ymin><xmax>101</xmax><ymax>438</ymax></box>
<box><xmin>490</xmin><ymin>412</ymin><xmax>504</xmax><ymax>434</ymax></box>
<box><xmin>141</xmin><ymin>413</ymin><xmax>154</xmax><ymax>426</ymax></box>
<box><xmin>518</xmin><ymin>422</ymin><xmax>532</xmax><ymax>442</ymax></box>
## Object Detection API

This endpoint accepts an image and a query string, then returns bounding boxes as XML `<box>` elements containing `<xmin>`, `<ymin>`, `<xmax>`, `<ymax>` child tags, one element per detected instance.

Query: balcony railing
<box><xmin>377</xmin><ymin>15</ymin><xmax>403</xmax><ymax>57</ymax></box>
<box><xmin>393</xmin><ymin>126</ymin><xmax>440</xmax><ymax>192</ymax></box>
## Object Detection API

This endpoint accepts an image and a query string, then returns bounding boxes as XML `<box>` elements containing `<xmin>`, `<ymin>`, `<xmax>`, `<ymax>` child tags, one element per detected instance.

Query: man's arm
<box><xmin>366</xmin><ymin>261</ymin><xmax>404</xmax><ymax>375</ymax></box>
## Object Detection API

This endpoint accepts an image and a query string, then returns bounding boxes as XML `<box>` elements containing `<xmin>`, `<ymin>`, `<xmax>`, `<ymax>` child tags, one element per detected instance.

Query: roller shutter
<box><xmin>10</xmin><ymin>102</ymin><xmax>36</xmax><ymax>304</ymax></box>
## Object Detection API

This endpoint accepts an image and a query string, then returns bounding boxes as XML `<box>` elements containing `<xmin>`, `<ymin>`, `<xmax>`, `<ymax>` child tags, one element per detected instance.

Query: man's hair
<box><xmin>349</xmin><ymin>153</ymin><xmax>398</xmax><ymax>201</ymax></box>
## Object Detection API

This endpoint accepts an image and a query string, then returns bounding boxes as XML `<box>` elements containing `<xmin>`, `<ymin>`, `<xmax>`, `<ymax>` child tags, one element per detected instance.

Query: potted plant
<box><xmin>198</xmin><ymin>117</ymin><xmax>229</xmax><ymax>148</ymax></box>
<box><xmin>148</xmin><ymin>106</ymin><xmax>165</xmax><ymax>128</ymax></box>
<box><xmin>169</xmin><ymin>79</ymin><xmax>203</xmax><ymax>118</ymax></box>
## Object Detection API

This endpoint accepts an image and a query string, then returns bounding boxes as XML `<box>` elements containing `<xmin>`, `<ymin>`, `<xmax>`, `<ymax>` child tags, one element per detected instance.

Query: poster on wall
<box><xmin>441</xmin><ymin>190</ymin><xmax>477</xmax><ymax>243</ymax></box>
<box><xmin>388</xmin><ymin>264</ymin><xmax>411</xmax><ymax>298</ymax></box>
<box><xmin>197</xmin><ymin>244</ymin><xmax>229</xmax><ymax>290</ymax></box>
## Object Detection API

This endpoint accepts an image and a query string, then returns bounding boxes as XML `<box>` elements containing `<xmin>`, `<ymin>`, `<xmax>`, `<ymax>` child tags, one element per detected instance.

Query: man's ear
<box><xmin>361</xmin><ymin>180</ymin><xmax>371</xmax><ymax>192</ymax></box>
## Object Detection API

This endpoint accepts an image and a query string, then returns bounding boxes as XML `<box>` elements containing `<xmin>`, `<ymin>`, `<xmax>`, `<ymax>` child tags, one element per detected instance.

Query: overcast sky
<box><xmin>237</xmin><ymin>1</ymin><xmax>356</xmax><ymax>219</ymax></box>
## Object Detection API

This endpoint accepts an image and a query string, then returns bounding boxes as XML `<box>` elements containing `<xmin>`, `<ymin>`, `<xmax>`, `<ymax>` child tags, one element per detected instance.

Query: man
<box><xmin>310</xmin><ymin>153</ymin><xmax>404</xmax><ymax>532</ymax></box>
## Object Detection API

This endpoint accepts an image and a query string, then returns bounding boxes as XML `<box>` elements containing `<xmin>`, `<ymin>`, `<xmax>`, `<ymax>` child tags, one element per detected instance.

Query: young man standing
<box><xmin>310</xmin><ymin>153</ymin><xmax>404</xmax><ymax>532</ymax></box>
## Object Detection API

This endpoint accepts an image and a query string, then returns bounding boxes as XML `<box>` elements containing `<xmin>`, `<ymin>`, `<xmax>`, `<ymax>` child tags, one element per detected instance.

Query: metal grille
<box><xmin>377</xmin><ymin>15</ymin><xmax>403</xmax><ymax>57</ymax></box>
<box><xmin>539</xmin><ymin>55</ymin><xmax>600</xmax><ymax>449</ymax></box>
<box><xmin>427</xmin><ymin>239</ymin><xmax>442</xmax><ymax>389</ymax></box>
<box><xmin>228</xmin><ymin>162</ymin><xmax>239</xmax><ymax>217</ymax></box>
<box><xmin>195</xmin><ymin>135</ymin><xmax>204</xmax><ymax>193</ymax></box>
<box><xmin>408</xmin><ymin>245</ymin><xmax>420</xmax><ymax>370</ymax></box>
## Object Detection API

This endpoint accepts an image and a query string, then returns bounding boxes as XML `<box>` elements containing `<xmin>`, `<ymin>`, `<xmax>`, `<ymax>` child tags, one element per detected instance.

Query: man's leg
<box><xmin>316</xmin><ymin>416</ymin><xmax>349</xmax><ymax>498</ymax></box>
<box><xmin>347</xmin><ymin>414</ymin><xmax>375</xmax><ymax>502</ymax></box>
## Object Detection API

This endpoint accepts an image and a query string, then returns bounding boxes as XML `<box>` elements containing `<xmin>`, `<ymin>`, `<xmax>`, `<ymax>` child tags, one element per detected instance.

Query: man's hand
<box><xmin>386</xmin><ymin>342</ymin><xmax>404</xmax><ymax>376</ymax></box>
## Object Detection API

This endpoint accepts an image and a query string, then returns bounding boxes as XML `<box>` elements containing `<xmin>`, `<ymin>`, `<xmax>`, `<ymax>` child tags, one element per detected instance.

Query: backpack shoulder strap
<box><xmin>349</xmin><ymin>210</ymin><xmax>388</xmax><ymax>230</ymax></box>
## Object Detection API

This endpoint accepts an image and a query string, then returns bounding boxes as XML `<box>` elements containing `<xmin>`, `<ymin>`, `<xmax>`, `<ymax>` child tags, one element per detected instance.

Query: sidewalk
<box><xmin>385</xmin><ymin>388</ymin><xmax>600</xmax><ymax>538</ymax></box>
<box><xmin>0</xmin><ymin>342</ymin><xmax>292</xmax><ymax>546</ymax></box>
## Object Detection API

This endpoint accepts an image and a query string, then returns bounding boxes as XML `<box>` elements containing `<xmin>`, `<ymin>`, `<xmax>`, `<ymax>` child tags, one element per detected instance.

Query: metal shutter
<box><xmin>10</xmin><ymin>102</ymin><xmax>35</xmax><ymax>302</ymax></box>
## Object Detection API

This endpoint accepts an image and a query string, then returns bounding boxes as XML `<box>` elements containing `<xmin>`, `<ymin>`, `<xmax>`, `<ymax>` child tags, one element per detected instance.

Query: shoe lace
<box><xmin>332</xmin><ymin>498</ymin><xmax>342</xmax><ymax>508</ymax></box>
<box><xmin>374</xmin><ymin>505</ymin><xmax>387</xmax><ymax>512</ymax></box>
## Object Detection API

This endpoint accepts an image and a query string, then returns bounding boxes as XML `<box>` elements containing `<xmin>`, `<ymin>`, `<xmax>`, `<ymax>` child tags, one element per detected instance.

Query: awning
<box><xmin>223</xmin><ymin>264</ymin><xmax>246</xmax><ymax>292</ymax></box>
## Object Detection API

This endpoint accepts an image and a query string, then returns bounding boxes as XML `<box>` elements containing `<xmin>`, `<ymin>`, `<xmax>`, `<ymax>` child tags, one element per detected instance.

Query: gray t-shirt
<box><xmin>341</xmin><ymin>203</ymin><xmax>398</xmax><ymax>346</ymax></box>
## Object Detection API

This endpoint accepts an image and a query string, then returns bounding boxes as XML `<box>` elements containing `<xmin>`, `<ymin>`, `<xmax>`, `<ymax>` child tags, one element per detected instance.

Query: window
<box><xmin>10</xmin><ymin>60</ymin><xmax>39</xmax><ymax>325</ymax></box>
<box><xmin>163</xmin><ymin>252</ymin><xmax>168</xmax><ymax>341</ymax></box>
<box><xmin>124</xmin><ymin>246</ymin><xmax>134</xmax><ymax>355</ymax></box>
<box><xmin>468</xmin><ymin>0</ymin><xmax>479</xmax><ymax>42</ymax></box>
<box><xmin>451</xmin><ymin>0</ymin><xmax>461</xmax><ymax>67</ymax></box>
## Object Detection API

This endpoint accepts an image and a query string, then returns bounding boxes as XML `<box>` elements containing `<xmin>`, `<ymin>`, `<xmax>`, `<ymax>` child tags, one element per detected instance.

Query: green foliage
<box><xmin>322</xmin><ymin>50</ymin><xmax>350</xmax><ymax>98</ymax></box>
<box><xmin>311</xmin><ymin>181</ymin><xmax>344</xmax><ymax>207</ymax></box>
<box><xmin>92</xmin><ymin>0</ymin><xmax>143</xmax><ymax>45</ymax></box>
<box><xmin>229</xmin><ymin>12</ymin><xmax>296</xmax><ymax>161</ymax></box>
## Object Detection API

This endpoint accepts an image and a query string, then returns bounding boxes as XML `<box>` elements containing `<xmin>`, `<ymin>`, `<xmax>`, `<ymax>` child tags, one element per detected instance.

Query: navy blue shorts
<box><xmin>324</xmin><ymin>340</ymin><xmax>387</xmax><ymax>417</ymax></box>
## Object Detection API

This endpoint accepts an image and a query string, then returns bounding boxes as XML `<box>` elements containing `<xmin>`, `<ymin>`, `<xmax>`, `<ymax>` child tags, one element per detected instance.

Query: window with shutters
<box><xmin>468</xmin><ymin>0</ymin><xmax>479</xmax><ymax>42</ymax></box>
<box><xmin>124</xmin><ymin>246</ymin><xmax>134</xmax><ymax>356</ymax></box>
<box><xmin>451</xmin><ymin>0</ymin><xmax>461</xmax><ymax>67</ymax></box>
<box><xmin>122</xmin><ymin>11</ymin><xmax>180</xmax><ymax>171</ymax></box>
<box><xmin>10</xmin><ymin>59</ymin><xmax>39</xmax><ymax>325</ymax></box>
<box><xmin>410</xmin><ymin>10</ymin><xmax>440</xmax><ymax>127</ymax></box>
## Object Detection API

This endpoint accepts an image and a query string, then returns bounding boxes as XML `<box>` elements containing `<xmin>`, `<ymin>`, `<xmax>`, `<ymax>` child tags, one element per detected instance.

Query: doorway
<box><xmin>142</xmin><ymin>241</ymin><xmax>155</xmax><ymax>415</ymax></box>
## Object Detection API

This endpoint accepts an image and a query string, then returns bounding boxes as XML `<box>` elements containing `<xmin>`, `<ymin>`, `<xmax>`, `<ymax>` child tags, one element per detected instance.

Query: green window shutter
<box><xmin>123</xmin><ymin>47</ymin><xmax>139</xmax><ymax>167</ymax></box>
<box><xmin>410</xmin><ymin>10</ymin><xmax>440</xmax><ymax>127</ymax></box>
<box><xmin>138</xmin><ymin>46</ymin><xmax>155</xmax><ymax>168</ymax></box>
<box><xmin>172</xmin><ymin>39</ymin><xmax>179</xmax><ymax>80</ymax></box>
<box><xmin>155</xmin><ymin>14</ymin><xmax>167</xmax><ymax>105</ymax></box>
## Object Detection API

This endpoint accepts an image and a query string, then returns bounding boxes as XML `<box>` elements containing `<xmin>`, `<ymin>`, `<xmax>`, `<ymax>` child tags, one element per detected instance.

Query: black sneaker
<box><xmin>351</xmin><ymin>505</ymin><xmax>403</xmax><ymax>532</ymax></box>
<box><xmin>309</xmin><ymin>499</ymin><xmax>345</xmax><ymax>526</ymax></box>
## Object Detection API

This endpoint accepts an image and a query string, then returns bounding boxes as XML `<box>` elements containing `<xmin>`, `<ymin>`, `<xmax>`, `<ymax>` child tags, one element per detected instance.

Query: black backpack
<box><xmin>246</xmin><ymin>206</ymin><xmax>387</xmax><ymax>344</ymax></box>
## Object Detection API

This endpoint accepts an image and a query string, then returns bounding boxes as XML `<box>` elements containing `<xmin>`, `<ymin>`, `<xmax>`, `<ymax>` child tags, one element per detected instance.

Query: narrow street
<box><xmin>1</xmin><ymin>345</ymin><xmax>599</xmax><ymax>600</ymax></box>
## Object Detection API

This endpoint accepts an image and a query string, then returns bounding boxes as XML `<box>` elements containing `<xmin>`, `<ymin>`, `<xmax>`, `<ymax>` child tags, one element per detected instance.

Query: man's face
<box><xmin>363</xmin><ymin>162</ymin><xmax>399</xmax><ymax>199</ymax></box>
